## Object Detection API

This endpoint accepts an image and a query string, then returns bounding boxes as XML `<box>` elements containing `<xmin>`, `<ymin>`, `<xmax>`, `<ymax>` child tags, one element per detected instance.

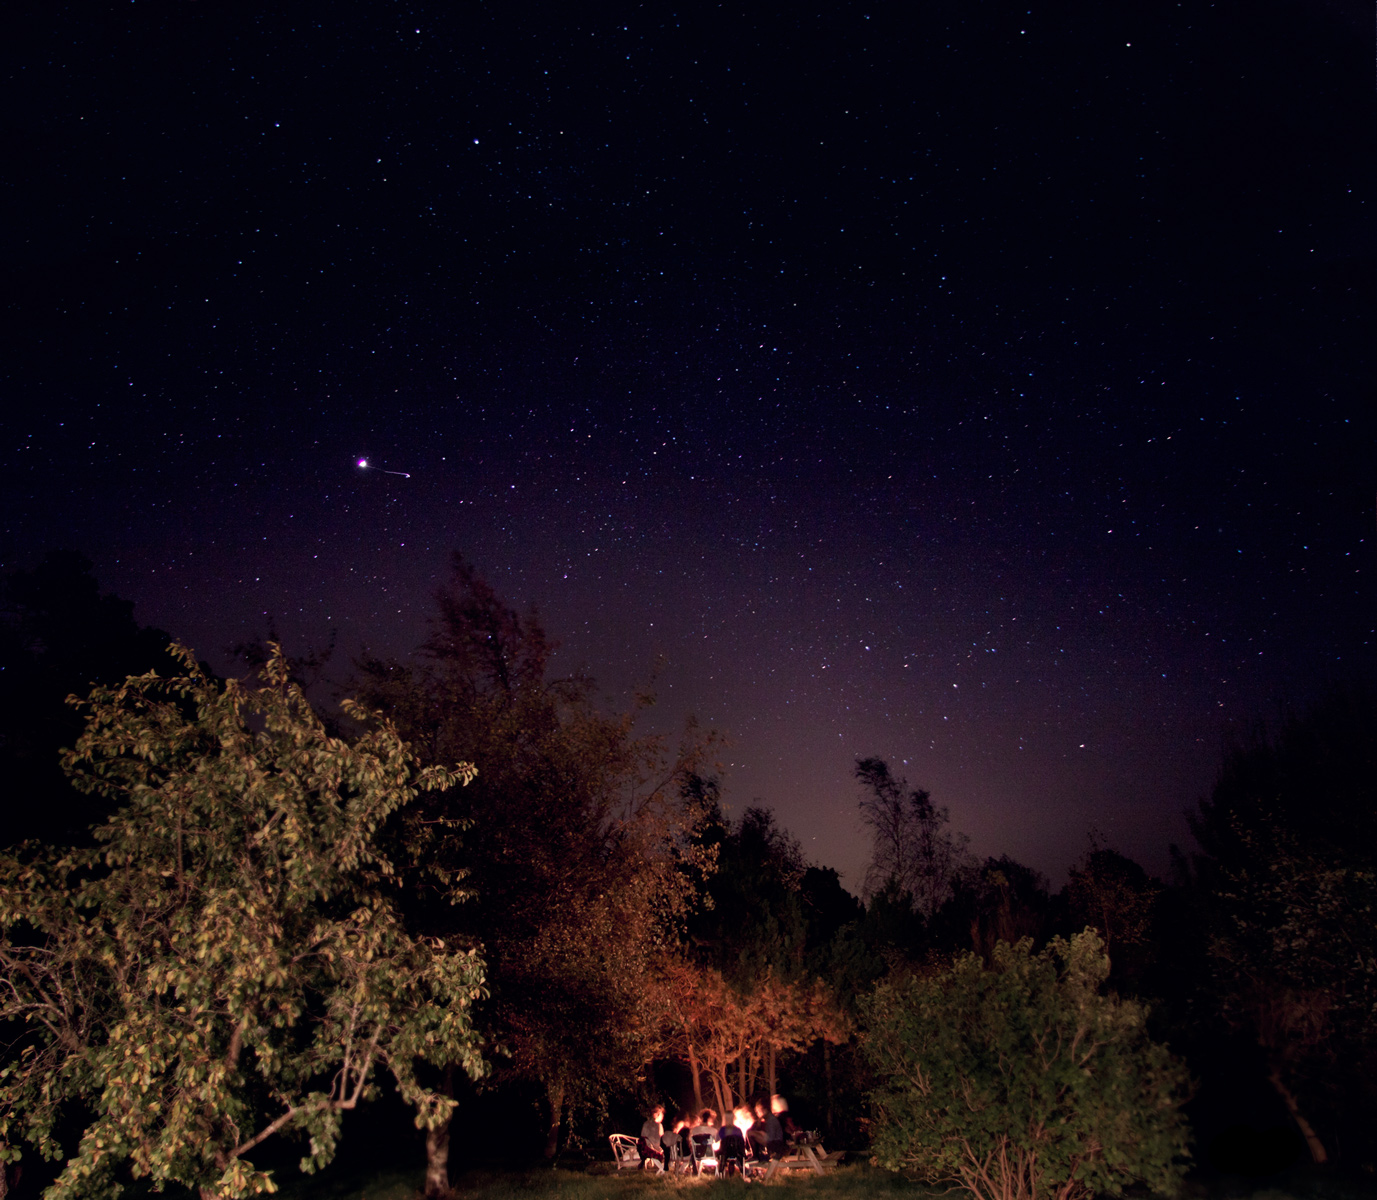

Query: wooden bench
<box><xmin>761</xmin><ymin>1142</ymin><xmax>840</xmax><ymax>1180</ymax></box>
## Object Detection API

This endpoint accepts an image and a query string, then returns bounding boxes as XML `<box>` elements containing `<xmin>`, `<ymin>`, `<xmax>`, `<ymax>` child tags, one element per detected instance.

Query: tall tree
<box><xmin>1066</xmin><ymin>849</ymin><xmax>1159</xmax><ymax>964</ymax></box>
<box><xmin>0</xmin><ymin>645</ymin><xmax>487</xmax><ymax>1200</ymax></box>
<box><xmin>1190</xmin><ymin>687</ymin><xmax>1377</xmax><ymax>1166</ymax></box>
<box><xmin>355</xmin><ymin>554</ymin><xmax>707</xmax><ymax>1180</ymax></box>
<box><xmin>855</xmin><ymin>757</ymin><xmax>973</xmax><ymax>918</ymax></box>
<box><xmin>0</xmin><ymin>552</ymin><xmax>176</xmax><ymax>847</ymax></box>
<box><xmin>1061</xmin><ymin>848</ymin><xmax>1160</xmax><ymax>994</ymax></box>
<box><xmin>965</xmin><ymin>856</ymin><xmax>1051</xmax><ymax>963</ymax></box>
<box><xmin>684</xmin><ymin>787</ymin><xmax>811</xmax><ymax>984</ymax></box>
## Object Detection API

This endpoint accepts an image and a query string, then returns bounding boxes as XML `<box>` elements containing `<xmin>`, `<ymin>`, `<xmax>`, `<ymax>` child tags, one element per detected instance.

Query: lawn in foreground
<box><xmin>268</xmin><ymin>1164</ymin><xmax>934</xmax><ymax>1200</ymax></box>
<box><xmin>264</xmin><ymin>1163</ymin><xmax>1377</xmax><ymax>1200</ymax></box>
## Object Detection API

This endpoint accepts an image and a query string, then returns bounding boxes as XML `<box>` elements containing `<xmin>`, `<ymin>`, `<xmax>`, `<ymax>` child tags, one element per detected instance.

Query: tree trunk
<box><xmin>425</xmin><ymin>1123</ymin><xmax>453</xmax><ymax>1197</ymax></box>
<box><xmin>768</xmin><ymin>1043</ymin><xmax>776</xmax><ymax>1097</ymax></box>
<box><xmin>542</xmin><ymin>1078</ymin><xmax>565</xmax><ymax>1162</ymax></box>
<box><xmin>425</xmin><ymin>1065</ymin><xmax>456</xmax><ymax>1197</ymax></box>
<box><xmin>823</xmin><ymin>1039</ymin><xmax>834</xmax><ymax>1135</ymax></box>
<box><xmin>1268</xmin><ymin>1067</ymin><xmax>1328</xmax><ymax>1164</ymax></box>
<box><xmin>688</xmin><ymin>1045</ymin><xmax>704</xmax><ymax>1112</ymax></box>
<box><xmin>712</xmin><ymin>1070</ymin><xmax>729</xmax><ymax>1118</ymax></box>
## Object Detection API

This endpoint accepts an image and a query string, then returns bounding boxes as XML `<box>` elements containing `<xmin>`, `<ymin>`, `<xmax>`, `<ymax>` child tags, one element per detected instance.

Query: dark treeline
<box><xmin>1</xmin><ymin>551</ymin><xmax>1374</xmax><ymax>1197</ymax></box>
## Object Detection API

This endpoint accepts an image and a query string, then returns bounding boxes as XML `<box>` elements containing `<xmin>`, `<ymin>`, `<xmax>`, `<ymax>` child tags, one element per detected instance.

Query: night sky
<box><xmin>4</xmin><ymin>2</ymin><xmax>1372</xmax><ymax>890</ymax></box>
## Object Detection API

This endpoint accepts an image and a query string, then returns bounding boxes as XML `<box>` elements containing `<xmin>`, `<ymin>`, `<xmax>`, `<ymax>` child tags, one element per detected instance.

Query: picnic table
<box><xmin>760</xmin><ymin>1138</ymin><xmax>842</xmax><ymax>1180</ymax></box>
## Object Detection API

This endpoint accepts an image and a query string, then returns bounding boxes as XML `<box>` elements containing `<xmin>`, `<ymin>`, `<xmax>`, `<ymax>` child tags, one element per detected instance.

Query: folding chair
<box><xmin>718</xmin><ymin>1130</ymin><xmax>747</xmax><ymax>1178</ymax></box>
<box><xmin>690</xmin><ymin>1132</ymin><xmax>719</xmax><ymax>1176</ymax></box>
<box><xmin>662</xmin><ymin>1135</ymin><xmax>687</xmax><ymax>1175</ymax></box>
<box><xmin>609</xmin><ymin>1133</ymin><xmax>643</xmax><ymax>1171</ymax></box>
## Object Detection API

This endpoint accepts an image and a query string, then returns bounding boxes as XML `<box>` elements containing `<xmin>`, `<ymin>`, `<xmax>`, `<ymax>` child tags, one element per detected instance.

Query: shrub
<box><xmin>863</xmin><ymin>931</ymin><xmax>1190</xmax><ymax>1200</ymax></box>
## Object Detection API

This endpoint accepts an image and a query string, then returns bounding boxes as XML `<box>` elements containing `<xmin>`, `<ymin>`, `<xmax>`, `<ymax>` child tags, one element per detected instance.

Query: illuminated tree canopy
<box><xmin>0</xmin><ymin>645</ymin><xmax>487</xmax><ymax>1200</ymax></box>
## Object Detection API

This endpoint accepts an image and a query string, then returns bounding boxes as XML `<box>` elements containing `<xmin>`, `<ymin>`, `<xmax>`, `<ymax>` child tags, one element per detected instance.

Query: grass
<box><xmin>268</xmin><ymin>1164</ymin><xmax>938</xmax><ymax>1200</ymax></box>
<box><xmin>263</xmin><ymin>1161</ymin><xmax>1377</xmax><ymax>1200</ymax></box>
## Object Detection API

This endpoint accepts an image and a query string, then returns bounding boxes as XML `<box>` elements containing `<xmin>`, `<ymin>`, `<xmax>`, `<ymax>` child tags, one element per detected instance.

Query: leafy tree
<box><xmin>855</xmin><ymin>757</ymin><xmax>972</xmax><ymax>918</ymax></box>
<box><xmin>683</xmin><ymin>786</ymin><xmax>811</xmax><ymax>984</ymax></box>
<box><xmin>965</xmin><ymin>857</ymin><xmax>1051</xmax><ymax>963</ymax></box>
<box><xmin>659</xmin><ymin>961</ymin><xmax>847</xmax><ymax>1115</ymax></box>
<box><xmin>1062</xmin><ymin>849</ymin><xmax>1160</xmax><ymax>993</ymax></box>
<box><xmin>0</xmin><ymin>552</ymin><xmax>176</xmax><ymax>848</ymax></box>
<box><xmin>1190</xmin><ymin>687</ymin><xmax>1377</xmax><ymax>1166</ymax></box>
<box><xmin>354</xmin><ymin>554</ymin><xmax>707</xmax><ymax>1180</ymax></box>
<box><xmin>799</xmin><ymin>866</ymin><xmax>865</xmax><ymax>959</ymax></box>
<box><xmin>863</xmin><ymin>932</ymin><xmax>1191</xmax><ymax>1200</ymax></box>
<box><xmin>0</xmin><ymin>645</ymin><xmax>487</xmax><ymax>1200</ymax></box>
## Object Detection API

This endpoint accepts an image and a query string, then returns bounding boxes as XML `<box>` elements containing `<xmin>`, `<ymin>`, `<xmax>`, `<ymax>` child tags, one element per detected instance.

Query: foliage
<box><xmin>1190</xmin><ymin>687</ymin><xmax>1377</xmax><ymax>1164</ymax></box>
<box><xmin>1065</xmin><ymin>850</ymin><xmax>1159</xmax><ymax>964</ymax></box>
<box><xmin>659</xmin><ymin>959</ymin><xmax>848</xmax><ymax>1115</ymax></box>
<box><xmin>0</xmin><ymin>552</ymin><xmax>177</xmax><ymax>848</ymax></box>
<box><xmin>683</xmin><ymin>782</ymin><xmax>813</xmax><ymax>984</ymax></box>
<box><xmin>855</xmin><ymin>758</ymin><xmax>972</xmax><ymax>918</ymax></box>
<box><xmin>0</xmin><ymin>645</ymin><xmax>487</xmax><ymax>1199</ymax></box>
<box><xmin>863</xmin><ymin>931</ymin><xmax>1190</xmax><ymax>1200</ymax></box>
<box><xmin>354</xmin><ymin>554</ymin><xmax>712</xmax><ymax>1172</ymax></box>
<box><xmin>954</xmin><ymin>857</ymin><xmax>1050</xmax><ymax>965</ymax></box>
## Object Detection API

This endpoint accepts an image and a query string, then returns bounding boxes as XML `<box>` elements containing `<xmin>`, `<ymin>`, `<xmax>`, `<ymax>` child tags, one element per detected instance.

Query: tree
<box><xmin>0</xmin><ymin>552</ymin><xmax>177</xmax><ymax>848</ymax></box>
<box><xmin>684</xmin><ymin>789</ymin><xmax>811</xmax><ymax>985</ymax></box>
<box><xmin>1190</xmin><ymin>688</ymin><xmax>1377</xmax><ymax>1165</ymax></box>
<box><xmin>966</xmin><ymin>857</ymin><xmax>1050</xmax><ymax>963</ymax></box>
<box><xmin>659</xmin><ymin>961</ymin><xmax>847</xmax><ymax>1116</ymax></box>
<box><xmin>1066</xmin><ymin>850</ymin><xmax>1158</xmax><ymax>962</ymax></box>
<box><xmin>1063</xmin><ymin>849</ymin><xmax>1160</xmax><ymax>992</ymax></box>
<box><xmin>855</xmin><ymin>757</ymin><xmax>972</xmax><ymax>918</ymax></box>
<box><xmin>354</xmin><ymin>554</ymin><xmax>708</xmax><ymax>1180</ymax></box>
<box><xmin>0</xmin><ymin>645</ymin><xmax>487</xmax><ymax>1200</ymax></box>
<box><xmin>863</xmin><ymin>932</ymin><xmax>1191</xmax><ymax>1200</ymax></box>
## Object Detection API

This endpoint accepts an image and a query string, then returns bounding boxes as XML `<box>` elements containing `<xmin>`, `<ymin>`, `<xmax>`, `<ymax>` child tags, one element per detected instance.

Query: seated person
<box><xmin>689</xmin><ymin>1109</ymin><xmax>719</xmax><ymax>1172</ymax></box>
<box><xmin>689</xmin><ymin>1108</ymin><xmax>719</xmax><ymax>1144</ymax></box>
<box><xmin>762</xmin><ymin>1100</ymin><xmax>787</xmax><ymax>1159</ymax></box>
<box><xmin>771</xmin><ymin>1093</ymin><xmax>802</xmax><ymax>1146</ymax></box>
<box><xmin>638</xmin><ymin>1104</ymin><xmax>665</xmax><ymax>1170</ymax></box>
<box><xmin>661</xmin><ymin>1117</ymin><xmax>688</xmax><ymax>1173</ymax></box>
<box><xmin>748</xmin><ymin>1100</ymin><xmax>770</xmax><ymax>1158</ymax></box>
<box><xmin>717</xmin><ymin>1108</ymin><xmax>750</xmax><ymax>1176</ymax></box>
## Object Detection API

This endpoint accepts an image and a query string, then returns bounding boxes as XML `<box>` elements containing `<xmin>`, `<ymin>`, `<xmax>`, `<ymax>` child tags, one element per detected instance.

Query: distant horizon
<box><xmin>74</xmin><ymin>551</ymin><xmax>1349</xmax><ymax>898</ymax></box>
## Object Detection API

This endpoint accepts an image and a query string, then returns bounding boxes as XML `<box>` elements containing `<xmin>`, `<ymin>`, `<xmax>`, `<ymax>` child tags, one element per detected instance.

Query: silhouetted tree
<box><xmin>355</xmin><ymin>554</ymin><xmax>708</xmax><ymax>1181</ymax></box>
<box><xmin>855</xmin><ymin>756</ymin><xmax>973</xmax><ymax>918</ymax></box>
<box><xmin>1190</xmin><ymin>687</ymin><xmax>1377</xmax><ymax>1166</ymax></box>
<box><xmin>0</xmin><ymin>552</ymin><xmax>175</xmax><ymax>847</ymax></box>
<box><xmin>684</xmin><ymin>789</ymin><xmax>810</xmax><ymax>984</ymax></box>
<box><xmin>966</xmin><ymin>856</ymin><xmax>1051</xmax><ymax>962</ymax></box>
<box><xmin>1062</xmin><ymin>848</ymin><xmax>1160</xmax><ymax>994</ymax></box>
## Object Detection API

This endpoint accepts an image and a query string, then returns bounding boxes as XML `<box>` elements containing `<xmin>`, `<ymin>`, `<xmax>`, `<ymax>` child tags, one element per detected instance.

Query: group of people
<box><xmin>638</xmin><ymin>1095</ymin><xmax>801</xmax><ymax>1176</ymax></box>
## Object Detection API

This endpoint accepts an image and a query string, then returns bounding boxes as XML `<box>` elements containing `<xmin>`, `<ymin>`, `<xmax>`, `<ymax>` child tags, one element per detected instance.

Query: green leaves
<box><xmin>0</xmin><ymin>644</ymin><xmax>487</xmax><ymax>1198</ymax></box>
<box><xmin>863</xmin><ymin>932</ymin><xmax>1191</xmax><ymax>1200</ymax></box>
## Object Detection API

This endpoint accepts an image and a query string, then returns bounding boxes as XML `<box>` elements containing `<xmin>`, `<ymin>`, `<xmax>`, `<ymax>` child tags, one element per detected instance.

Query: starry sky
<box><xmin>3</xmin><ymin>1</ymin><xmax>1372</xmax><ymax>889</ymax></box>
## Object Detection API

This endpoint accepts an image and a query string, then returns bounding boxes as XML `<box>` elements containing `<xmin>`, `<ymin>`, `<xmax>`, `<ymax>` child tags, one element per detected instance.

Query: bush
<box><xmin>863</xmin><ymin>932</ymin><xmax>1190</xmax><ymax>1200</ymax></box>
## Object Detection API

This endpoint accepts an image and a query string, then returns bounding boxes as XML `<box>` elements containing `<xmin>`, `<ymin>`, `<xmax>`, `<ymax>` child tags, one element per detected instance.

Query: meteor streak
<box><xmin>356</xmin><ymin>457</ymin><xmax>411</xmax><ymax>479</ymax></box>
